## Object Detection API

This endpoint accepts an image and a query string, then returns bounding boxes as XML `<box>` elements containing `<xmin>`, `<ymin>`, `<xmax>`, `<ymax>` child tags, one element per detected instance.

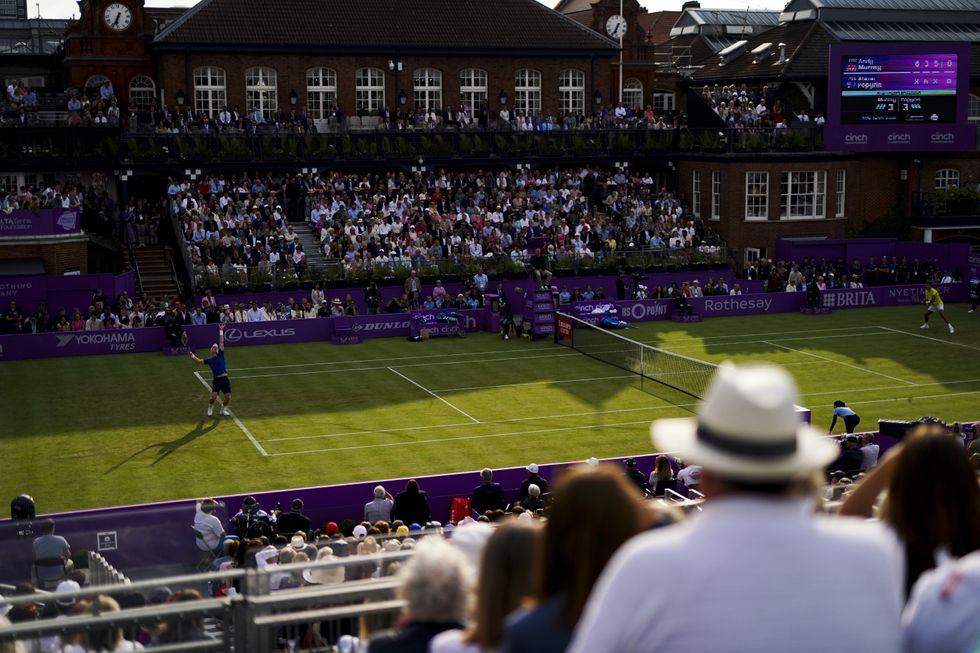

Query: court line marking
<box><xmin>267</xmin><ymin>419</ymin><xmax>656</xmax><ymax>457</ymax></box>
<box><xmin>272</xmin><ymin>384</ymin><xmax>980</xmax><ymax>456</ymax></box>
<box><xmin>660</xmin><ymin>330</ymin><xmax>894</xmax><ymax>351</ymax></box>
<box><xmin>228</xmin><ymin>347</ymin><xmax>555</xmax><ymax>372</ymax></box>
<box><xmin>226</xmin><ymin>352</ymin><xmax>579</xmax><ymax>380</ymax></box>
<box><xmin>387</xmin><ymin>367</ymin><xmax>481</xmax><ymax>424</ymax></box>
<box><xmin>260</xmin><ymin>376</ymin><xmax>980</xmax><ymax>444</ymax></box>
<box><xmin>763</xmin><ymin>341</ymin><xmax>916</xmax><ymax>386</ymax></box>
<box><xmin>226</xmin><ymin>325</ymin><xmax>882</xmax><ymax>373</ymax></box>
<box><xmin>436</xmin><ymin>374</ymin><xmax>634</xmax><ymax>393</ymax></box>
<box><xmin>877</xmin><ymin>326</ymin><xmax>980</xmax><ymax>353</ymax></box>
<box><xmin>192</xmin><ymin>371</ymin><xmax>269</xmax><ymax>456</ymax></box>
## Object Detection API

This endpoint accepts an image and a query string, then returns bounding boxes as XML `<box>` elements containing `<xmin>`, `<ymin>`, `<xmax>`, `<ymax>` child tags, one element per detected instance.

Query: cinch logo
<box><xmin>887</xmin><ymin>133</ymin><xmax>911</xmax><ymax>144</ymax></box>
<box><xmin>55</xmin><ymin>332</ymin><xmax>136</xmax><ymax>347</ymax></box>
<box><xmin>224</xmin><ymin>327</ymin><xmax>296</xmax><ymax>342</ymax></box>
<box><xmin>844</xmin><ymin>133</ymin><xmax>869</xmax><ymax>145</ymax></box>
<box><xmin>822</xmin><ymin>290</ymin><xmax>875</xmax><ymax>307</ymax></box>
<box><xmin>930</xmin><ymin>133</ymin><xmax>955</xmax><ymax>144</ymax></box>
<box><xmin>621</xmin><ymin>302</ymin><xmax>669</xmax><ymax>320</ymax></box>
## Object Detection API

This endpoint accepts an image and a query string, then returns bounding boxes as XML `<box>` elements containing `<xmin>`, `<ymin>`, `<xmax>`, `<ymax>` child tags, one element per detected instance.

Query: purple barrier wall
<box><xmin>774</xmin><ymin>238</ymin><xmax>970</xmax><ymax>273</ymax></box>
<box><xmin>0</xmin><ymin>424</ymin><xmax>930</xmax><ymax>583</ymax></box>
<box><xmin>0</xmin><ymin>272</ymin><xmax>136</xmax><ymax>312</ymax></box>
<box><xmin>564</xmin><ymin>282</ymin><xmax>968</xmax><ymax>323</ymax></box>
<box><xmin>196</xmin><ymin>271</ymin><xmax>759</xmax><ymax>315</ymax></box>
<box><xmin>0</xmin><ymin>309</ymin><xmax>486</xmax><ymax>361</ymax></box>
<box><xmin>0</xmin><ymin>208</ymin><xmax>81</xmax><ymax>238</ymax></box>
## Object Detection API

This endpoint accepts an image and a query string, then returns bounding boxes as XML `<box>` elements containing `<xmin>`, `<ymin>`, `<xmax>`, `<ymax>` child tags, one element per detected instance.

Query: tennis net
<box><xmin>555</xmin><ymin>311</ymin><xmax>716</xmax><ymax>399</ymax></box>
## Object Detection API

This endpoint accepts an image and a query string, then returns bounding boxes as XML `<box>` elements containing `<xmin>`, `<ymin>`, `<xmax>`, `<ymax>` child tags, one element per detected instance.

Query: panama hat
<box><xmin>651</xmin><ymin>362</ymin><xmax>837</xmax><ymax>481</ymax></box>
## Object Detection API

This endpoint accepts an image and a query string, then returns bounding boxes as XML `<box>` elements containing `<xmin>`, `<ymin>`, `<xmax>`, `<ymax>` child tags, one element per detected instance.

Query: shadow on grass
<box><xmin>106</xmin><ymin>418</ymin><xmax>221</xmax><ymax>473</ymax></box>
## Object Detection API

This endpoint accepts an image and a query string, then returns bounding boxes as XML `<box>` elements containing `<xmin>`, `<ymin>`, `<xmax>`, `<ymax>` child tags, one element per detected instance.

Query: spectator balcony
<box><xmin>912</xmin><ymin>189</ymin><xmax>980</xmax><ymax>230</ymax></box>
<box><xmin>0</xmin><ymin>124</ymin><xmax>826</xmax><ymax>170</ymax></box>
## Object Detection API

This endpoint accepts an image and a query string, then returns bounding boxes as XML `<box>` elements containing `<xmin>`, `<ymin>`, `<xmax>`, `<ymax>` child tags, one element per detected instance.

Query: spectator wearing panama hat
<box><xmin>569</xmin><ymin>362</ymin><xmax>905</xmax><ymax>653</ymax></box>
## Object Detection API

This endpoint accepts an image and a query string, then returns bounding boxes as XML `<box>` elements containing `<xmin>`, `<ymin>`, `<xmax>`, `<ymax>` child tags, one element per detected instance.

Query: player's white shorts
<box><xmin>928</xmin><ymin>303</ymin><xmax>944</xmax><ymax>312</ymax></box>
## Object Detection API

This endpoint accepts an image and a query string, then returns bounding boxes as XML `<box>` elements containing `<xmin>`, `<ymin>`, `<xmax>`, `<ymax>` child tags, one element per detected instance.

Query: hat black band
<box><xmin>696</xmin><ymin>424</ymin><xmax>797</xmax><ymax>458</ymax></box>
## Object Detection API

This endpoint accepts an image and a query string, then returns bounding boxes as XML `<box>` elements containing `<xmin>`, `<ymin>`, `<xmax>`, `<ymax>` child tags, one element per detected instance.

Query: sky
<box><xmin>32</xmin><ymin>0</ymin><xmax>789</xmax><ymax>20</ymax></box>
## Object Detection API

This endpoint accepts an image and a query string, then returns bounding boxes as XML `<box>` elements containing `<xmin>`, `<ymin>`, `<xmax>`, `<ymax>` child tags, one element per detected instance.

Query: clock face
<box><xmin>606</xmin><ymin>14</ymin><xmax>627</xmax><ymax>39</ymax></box>
<box><xmin>103</xmin><ymin>2</ymin><xmax>133</xmax><ymax>31</ymax></box>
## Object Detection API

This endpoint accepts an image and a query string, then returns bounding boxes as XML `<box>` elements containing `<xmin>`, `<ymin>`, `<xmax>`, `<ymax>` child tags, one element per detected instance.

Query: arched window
<box><xmin>245</xmin><ymin>66</ymin><xmax>278</xmax><ymax>119</ymax></box>
<box><xmin>84</xmin><ymin>74</ymin><xmax>111</xmax><ymax>99</ymax></box>
<box><xmin>306</xmin><ymin>67</ymin><xmax>337</xmax><ymax>120</ymax></box>
<box><xmin>623</xmin><ymin>78</ymin><xmax>643</xmax><ymax>111</ymax></box>
<box><xmin>934</xmin><ymin>169</ymin><xmax>960</xmax><ymax>191</ymax></box>
<box><xmin>128</xmin><ymin>75</ymin><xmax>155</xmax><ymax>110</ymax></box>
<box><xmin>514</xmin><ymin>69</ymin><xmax>541</xmax><ymax>115</ymax></box>
<box><xmin>459</xmin><ymin>68</ymin><xmax>487</xmax><ymax>113</ymax></box>
<box><xmin>356</xmin><ymin>68</ymin><xmax>385</xmax><ymax>113</ymax></box>
<box><xmin>559</xmin><ymin>69</ymin><xmax>585</xmax><ymax>115</ymax></box>
<box><xmin>193</xmin><ymin>66</ymin><xmax>226</xmax><ymax>118</ymax></box>
<box><xmin>413</xmin><ymin>68</ymin><xmax>442</xmax><ymax>111</ymax></box>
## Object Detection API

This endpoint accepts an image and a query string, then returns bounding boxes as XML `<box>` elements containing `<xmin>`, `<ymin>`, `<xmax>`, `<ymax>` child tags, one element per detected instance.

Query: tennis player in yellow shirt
<box><xmin>921</xmin><ymin>280</ymin><xmax>954</xmax><ymax>334</ymax></box>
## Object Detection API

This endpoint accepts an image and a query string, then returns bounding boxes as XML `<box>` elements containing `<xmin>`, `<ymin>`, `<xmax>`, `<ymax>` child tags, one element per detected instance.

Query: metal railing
<box><xmin>0</xmin><ymin>550</ymin><xmax>412</xmax><ymax>653</ymax></box>
<box><xmin>86</xmin><ymin>551</ymin><xmax>131</xmax><ymax>587</ymax></box>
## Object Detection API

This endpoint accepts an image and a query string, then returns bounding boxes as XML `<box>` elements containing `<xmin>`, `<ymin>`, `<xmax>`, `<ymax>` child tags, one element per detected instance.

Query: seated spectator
<box><xmin>193</xmin><ymin>499</ymin><xmax>225</xmax><ymax>556</ymax></box>
<box><xmin>369</xmin><ymin>538</ymin><xmax>470</xmax><ymax>652</ymax></box>
<box><xmin>841</xmin><ymin>427</ymin><xmax>980</xmax><ymax>596</ymax></box>
<box><xmin>472</xmin><ymin>468</ymin><xmax>505</xmax><ymax>516</ymax></box>
<box><xmin>61</xmin><ymin>595</ymin><xmax>143</xmax><ymax>652</ymax></box>
<box><xmin>31</xmin><ymin>518</ymin><xmax>71</xmax><ymax>589</ymax></box>
<box><xmin>392</xmin><ymin>479</ymin><xmax>431</xmax><ymax>526</ymax></box>
<box><xmin>275</xmin><ymin>498</ymin><xmax>311</xmax><ymax>539</ymax></box>
<box><xmin>364</xmin><ymin>485</ymin><xmax>394</xmax><ymax>524</ymax></box>
<box><xmin>623</xmin><ymin>457</ymin><xmax>649</xmax><ymax>494</ymax></box>
<box><xmin>431</xmin><ymin>521</ymin><xmax>539</xmax><ymax>653</ymax></box>
<box><xmin>648</xmin><ymin>454</ymin><xmax>676</xmax><ymax>497</ymax></box>
<box><xmin>902</xmin><ymin>547</ymin><xmax>980</xmax><ymax>653</ymax></box>
<box><xmin>521</xmin><ymin>484</ymin><xmax>544</xmax><ymax>513</ymax></box>
<box><xmin>229</xmin><ymin>496</ymin><xmax>274</xmax><ymax>539</ymax></box>
<box><xmin>570</xmin><ymin>363</ymin><xmax>903</xmax><ymax>652</ymax></box>
<box><xmin>506</xmin><ymin>465</ymin><xmax>651</xmax><ymax>653</ymax></box>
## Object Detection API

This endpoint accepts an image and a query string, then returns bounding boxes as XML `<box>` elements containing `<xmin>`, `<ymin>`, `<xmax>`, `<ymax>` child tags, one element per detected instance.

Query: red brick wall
<box><xmin>678</xmin><ymin>155</ymin><xmax>906</xmax><ymax>258</ymax></box>
<box><xmin>0</xmin><ymin>241</ymin><xmax>88</xmax><ymax>275</ymax></box>
<box><xmin>155</xmin><ymin>53</ymin><xmax>613</xmax><ymax>117</ymax></box>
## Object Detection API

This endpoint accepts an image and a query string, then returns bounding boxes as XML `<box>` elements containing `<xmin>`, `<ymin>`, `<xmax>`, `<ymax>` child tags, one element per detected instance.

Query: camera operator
<box><xmin>365</xmin><ymin>281</ymin><xmax>382</xmax><ymax>315</ymax></box>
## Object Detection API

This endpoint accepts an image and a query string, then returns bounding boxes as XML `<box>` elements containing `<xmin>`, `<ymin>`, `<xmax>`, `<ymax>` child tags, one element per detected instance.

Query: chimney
<box><xmin>682</xmin><ymin>1</ymin><xmax>701</xmax><ymax>8</ymax></box>
<box><xmin>778</xmin><ymin>42</ymin><xmax>787</xmax><ymax>64</ymax></box>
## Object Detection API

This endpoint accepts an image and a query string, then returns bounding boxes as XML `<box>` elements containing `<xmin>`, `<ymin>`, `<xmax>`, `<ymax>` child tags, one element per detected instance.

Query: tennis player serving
<box><xmin>189</xmin><ymin>323</ymin><xmax>232</xmax><ymax>416</ymax></box>
<box><xmin>921</xmin><ymin>280</ymin><xmax>954</xmax><ymax>334</ymax></box>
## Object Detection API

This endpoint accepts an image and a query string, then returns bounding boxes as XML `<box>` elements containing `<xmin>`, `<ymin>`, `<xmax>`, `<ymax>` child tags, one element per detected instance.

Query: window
<box><xmin>306</xmin><ymin>67</ymin><xmax>337</xmax><ymax>120</ymax></box>
<box><xmin>356</xmin><ymin>67</ymin><xmax>385</xmax><ymax>113</ymax></box>
<box><xmin>780</xmin><ymin>171</ymin><xmax>826</xmax><ymax>219</ymax></box>
<box><xmin>514</xmin><ymin>69</ymin><xmax>541</xmax><ymax>115</ymax></box>
<box><xmin>623</xmin><ymin>78</ymin><xmax>642</xmax><ymax>111</ymax></box>
<box><xmin>934</xmin><ymin>168</ymin><xmax>960</xmax><ymax>191</ymax></box>
<box><xmin>128</xmin><ymin>75</ymin><xmax>155</xmax><ymax>110</ymax></box>
<box><xmin>745</xmin><ymin>172</ymin><xmax>768</xmax><ymax>220</ymax></box>
<box><xmin>84</xmin><ymin>74</ymin><xmax>111</xmax><ymax>98</ymax></box>
<box><xmin>0</xmin><ymin>174</ymin><xmax>16</xmax><ymax>194</ymax></box>
<box><xmin>245</xmin><ymin>66</ymin><xmax>278</xmax><ymax>119</ymax></box>
<box><xmin>835</xmin><ymin>169</ymin><xmax>846</xmax><ymax>218</ymax></box>
<box><xmin>559</xmin><ymin>69</ymin><xmax>585</xmax><ymax>115</ymax></box>
<box><xmin>459</xmin><ymin>68</ymin><xmax>488</xmax><ymax>113</ymax></box>
<box><xmin>711</xmin><ymin>171</ymin><xmax>721</xmax><ymax>220</ymax></box>
<box><xmin>969</xmin><ymin>94</ymin><xmax>980</xmax><ymax>124</ymax></box>
<box><xmin>193</xmin><ymin>66</ymin><xmax>226</xmax><ymax>118</ymax></box>
<box><xmin>653</xmin><ymin>91</ymin><xmax>675</xmax><ymax>113</ymax></box>
<box><xmin>413</xmin><ymin>68</ymin><xmax>442</xmax><ymax>111</ymax></box>
<box><xmin>691</xmin><ymin>170</ymin><xmax>701</xmax><ymax>217</ymax></box>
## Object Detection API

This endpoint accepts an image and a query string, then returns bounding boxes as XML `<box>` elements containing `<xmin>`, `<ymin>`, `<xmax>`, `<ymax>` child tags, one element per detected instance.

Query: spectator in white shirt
<box><xmin>246</xmin><ymin>301</ymin><xmax>265</xmax><ymax>322</ymax></box>
<box><xmin>859</xmin><ymin>433</ymin><xmax>880</xmax><ymax>470</ymax></box>
<box><xmin>569</xmin><ymin>363</ymin><xmax>904</xmax><ymax>653</ymax></box>
<box><xmin>193</xmin><ymin>499</ymin><xmax>225</xmax><ymax>555</ymax></box>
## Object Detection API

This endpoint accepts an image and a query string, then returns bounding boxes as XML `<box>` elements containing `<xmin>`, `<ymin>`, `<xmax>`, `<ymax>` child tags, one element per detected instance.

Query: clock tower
<box><xmin>64</xmin><ymin>0</ymin><xmax>157</xmax><ymax>107</ymax></box>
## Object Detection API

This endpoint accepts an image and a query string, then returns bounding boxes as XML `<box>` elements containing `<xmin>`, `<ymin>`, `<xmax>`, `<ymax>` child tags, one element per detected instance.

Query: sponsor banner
<box><xmin>0</xmin><ymin>271</ymin><xmax>136</xmax><ymax>310</ymax></box>
<box><xmin>0</xmin><ymin>208</ymin><xmax>81</xmax><ymax>237</ymax></box>
<box><xmin>351</xmin><ymin>309</ymin><xmax>483</xmax><ymax>338</ymax></box>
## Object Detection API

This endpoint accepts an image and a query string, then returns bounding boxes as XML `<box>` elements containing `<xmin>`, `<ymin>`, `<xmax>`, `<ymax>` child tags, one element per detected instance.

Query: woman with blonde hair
<box><xmin>432</xmin><ymin>521</ymin><xmax>540</xmax><ymax>653</ymax></box>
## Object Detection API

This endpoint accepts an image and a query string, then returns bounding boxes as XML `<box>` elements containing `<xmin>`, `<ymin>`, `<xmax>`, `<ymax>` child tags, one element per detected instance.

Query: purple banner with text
<box><xmin>0</xmin><ymin>208</ymin><xmax>81</xmax><ymax>237</ymax></box>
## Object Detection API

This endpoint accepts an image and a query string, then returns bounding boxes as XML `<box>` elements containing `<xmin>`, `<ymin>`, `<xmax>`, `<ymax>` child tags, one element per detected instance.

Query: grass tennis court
<box><xmin>2</xmin><ymin>303</ymin><xmax>979</xmax><ymax>513</ymax></box>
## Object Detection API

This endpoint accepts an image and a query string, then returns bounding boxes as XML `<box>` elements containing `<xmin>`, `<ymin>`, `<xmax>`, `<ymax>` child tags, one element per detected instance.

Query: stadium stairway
<box><xmin>130</xmin><ymin>246</ymin><xmax>180</xmax><ymax>299</ymax></box>
<box><xmin>289</xmin><ymin>222</ymin><xmax>330</xmax><ymax>268</ymax></box>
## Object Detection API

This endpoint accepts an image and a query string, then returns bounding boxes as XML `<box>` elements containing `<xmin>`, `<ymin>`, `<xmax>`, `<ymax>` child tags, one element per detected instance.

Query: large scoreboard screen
<box><xmin>839</xmin><ymin>53</ymin><xmax>958</xmax><ymax>124</ymax></box>
<box><xmin>826</xmin><ymin>42</ymin><xmax>972</xmax><ymax>152</ymax></box>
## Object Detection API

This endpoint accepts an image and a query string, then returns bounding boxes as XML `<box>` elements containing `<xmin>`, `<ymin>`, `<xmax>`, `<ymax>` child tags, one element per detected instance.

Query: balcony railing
<box><xmin>912</xmin><ymin>190</ymin><xmax>980</xmax><ymax>229</ymax></box>
<box><xmin>0</xmin><ymin>125</ymin><xmax>826</xmax><ymax>169</ymax></box>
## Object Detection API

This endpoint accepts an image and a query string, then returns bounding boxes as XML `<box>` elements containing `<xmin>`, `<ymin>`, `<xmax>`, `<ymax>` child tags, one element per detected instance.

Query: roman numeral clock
<box><xmin>103</xmin><ymin>2</ymin><xmax>133</xmax><ymax>31</ymax></box>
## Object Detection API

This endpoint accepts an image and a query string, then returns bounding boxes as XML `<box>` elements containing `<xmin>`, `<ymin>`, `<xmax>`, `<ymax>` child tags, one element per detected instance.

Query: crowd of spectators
<box><xmin>748</xmin><ymin>255</ymin><xmax>958</xmax><ymax>292</ymax></box>
<box><xmin>172</xmin><ymin>166</ymin><xmax>716</xmax><ymax>286</ymax></box>
<box><xmin>9</xmin><ymin>397</ymin><xmax>979</xmax><ymax>652</ymax></box>
<box><xmin>0</xmin><ymin>183</ymin><xmax>84</xmax><ymax>212</ymax></box>
<box><xmin>2</xmin><ymin>78</ymin><xmax>42</xmax><ymax>126</ymax></box>
<box><xmin>702</xmin><ymin>83</ymin><xmax>825</xmax><ymax>130</ymax></box>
